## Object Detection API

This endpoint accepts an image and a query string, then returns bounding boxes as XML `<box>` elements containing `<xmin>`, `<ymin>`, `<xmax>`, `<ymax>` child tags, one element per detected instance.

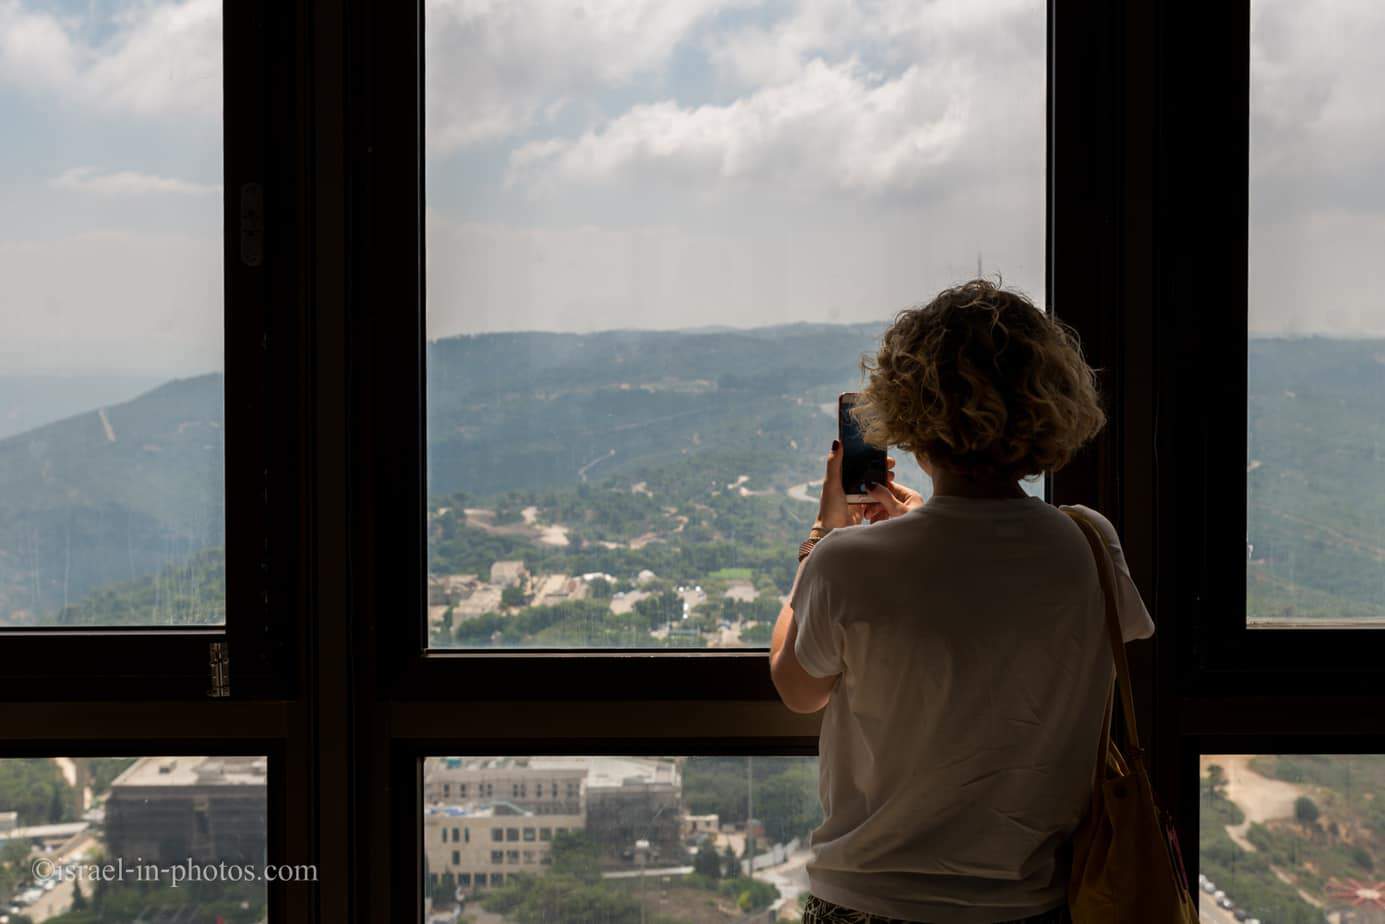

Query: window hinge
<box><xmin>208</xmin><ymin>641</ymin><xmax>230</xmax><ymax>698</ymax></box>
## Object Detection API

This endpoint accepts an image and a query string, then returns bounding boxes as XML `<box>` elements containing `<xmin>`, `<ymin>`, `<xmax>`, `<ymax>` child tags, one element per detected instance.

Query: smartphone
<box><xmin>838</xmin><ymin>392</ymin><xmax>888</xmax><ymax>503</ymax></box>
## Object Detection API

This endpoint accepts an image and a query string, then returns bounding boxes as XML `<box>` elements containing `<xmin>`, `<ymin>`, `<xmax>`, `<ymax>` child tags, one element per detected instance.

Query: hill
<box><xmin>1247</xmin><ymin>338</ymin><xmax>1385</xmax><ymax>622</ymax></box>
<box><xmin>0</xmin><ymin>374</ymin><xmax>223</xmax><ymax>625</ymax></box>
<box><xmin>3</xmin><ymin>330</ymin><xmax>1382</xmax><ymax>629</ymax></box>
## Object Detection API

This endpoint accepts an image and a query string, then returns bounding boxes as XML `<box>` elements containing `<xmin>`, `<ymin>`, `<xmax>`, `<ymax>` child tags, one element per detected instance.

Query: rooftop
<box><xmin>111</xmin><ymin>756</ymin><xmax>269</xmax><ymax>789</ymax></box>
<box><xmin>427</xmin><ymin>756</ymin><xmax>678</xmax><ymax>790</ymax></box>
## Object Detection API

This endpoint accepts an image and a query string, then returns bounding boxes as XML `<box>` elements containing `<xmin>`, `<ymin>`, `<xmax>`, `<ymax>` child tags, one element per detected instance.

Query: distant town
<box><xmin>421</xmin><ymin>756</ymin><xmax>819</xmax><ymax>924</ymax></box>
<box><xmin>0</xmin><ymin>756</ymin><xmax>267</xmax><ymax>923</ymax></box>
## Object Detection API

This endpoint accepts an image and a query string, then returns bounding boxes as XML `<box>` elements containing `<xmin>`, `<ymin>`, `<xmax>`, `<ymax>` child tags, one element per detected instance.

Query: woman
<box><xmin>769</xmin><ymin>280</ymin><xmax>1154</xmax><ymax>924</ymax></box>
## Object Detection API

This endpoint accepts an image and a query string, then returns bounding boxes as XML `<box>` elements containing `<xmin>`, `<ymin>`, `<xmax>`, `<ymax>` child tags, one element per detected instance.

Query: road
<box><xmin>24</xmin><ymin>832</ymin><xmax>98</xmax><ymax>922</ymax></box>
<box><xmin>1197</xmin><ymin>893</ymin><xmax>1239</xmax><ymax>924</ymax></box>
<box><xmin>754</xmin><ymin>846</ymin><xmax>813</xmax><ymax>913</ymax></box>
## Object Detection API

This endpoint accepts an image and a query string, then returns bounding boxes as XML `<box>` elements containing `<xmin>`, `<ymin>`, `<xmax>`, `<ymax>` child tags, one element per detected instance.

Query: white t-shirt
<box><xmin>791</xmin><ymin>497</ymin><xmax>1154</xmax><ymax>924</ymax></box>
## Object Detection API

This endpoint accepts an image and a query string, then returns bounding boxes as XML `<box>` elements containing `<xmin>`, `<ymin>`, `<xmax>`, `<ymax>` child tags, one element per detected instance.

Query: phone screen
<box><xmin>839</xmin><ymin>393</ymin><xmax>888</xmax><ymax>499</ymax></box>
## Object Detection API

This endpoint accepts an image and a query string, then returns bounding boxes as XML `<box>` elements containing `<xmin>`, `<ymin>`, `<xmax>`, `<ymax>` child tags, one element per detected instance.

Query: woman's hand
<box><xmin>862</xmin><ymin>459</ymin><xmax>926</xmax><ymax>522</ymax></box>
<box><xmin>815</xmin><ymin>440</ymin><xmax>859</xmax><ymax>530</ymax></box>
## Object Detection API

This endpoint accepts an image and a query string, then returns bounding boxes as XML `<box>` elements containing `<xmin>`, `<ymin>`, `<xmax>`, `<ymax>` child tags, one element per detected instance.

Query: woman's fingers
<box><xmin>866</xmin><ymin>483</ymin><xmax>907</xmax><ymax>516</ymax></box>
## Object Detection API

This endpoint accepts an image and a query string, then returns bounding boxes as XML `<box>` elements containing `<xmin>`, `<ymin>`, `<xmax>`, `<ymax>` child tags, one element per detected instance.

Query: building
<box><xmin>423</xmin><ymin>800</ymin><xmax>584</xmax><ymax>893</ymax></box>
<box><xmin>427</xmin><ymin>573</ymin><xmax>481</xmax><ymax>606</ymax></box>
<box><xmin>489</xmin><ymin>560</ymin><xmax>528</xmax><ymax>587</ymax></box>
<box><xmin>583</xmin><ymin>757</ymin><xmax>683</xmax><ymax>860</ymax></box>
<box><xmin>423</xmin><ymin>757</ymin><xmax>684</xmax><ymax>863</ymax></box>
<box><xmin>105</xmin><ymin>756</ymin><xmax>268</xmax><ymax>866</ymax></box>
<box><xmin>424</xmin><ymin>757</ymin><xmax>586</xmax><ymax>816</ymax></box>
<box><xmin>683</xmin><ymin>813</ymin><xmax>719</xmax><ymax>837</ymax></box>
<box><xmin>530</xmin><ymin>573</ymin><xmax>588</xmax><ymax>607</ymax></box>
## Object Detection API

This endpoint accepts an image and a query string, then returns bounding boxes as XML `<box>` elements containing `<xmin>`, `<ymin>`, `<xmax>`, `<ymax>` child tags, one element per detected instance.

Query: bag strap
<box><xmin>1064</xmin><ymin>509</ymin><xmax>1142</xmax><ymax>759</ymax></box>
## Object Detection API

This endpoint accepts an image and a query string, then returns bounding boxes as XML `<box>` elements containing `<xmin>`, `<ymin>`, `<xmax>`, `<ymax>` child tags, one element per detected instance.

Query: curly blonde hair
<box><xmin>854</xmin><ymin>279</ymin><xmax>1105</xmax><ymax>479</ymax></box>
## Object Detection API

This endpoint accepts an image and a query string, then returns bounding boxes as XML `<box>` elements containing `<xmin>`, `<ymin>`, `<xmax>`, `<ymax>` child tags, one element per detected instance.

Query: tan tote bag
<box><xmin>1064</xmin><ymin>509</ymin><xmax>1199</xmax><ymax>923</ymax></box>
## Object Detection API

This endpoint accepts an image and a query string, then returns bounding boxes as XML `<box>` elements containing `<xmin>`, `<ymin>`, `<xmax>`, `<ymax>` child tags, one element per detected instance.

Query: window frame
<box><xmin>0</xmin><ymin>726</ymin><xmax>297</xmax><ymax>921</ymax></box>
<box><xmin>1148</xmin><ymin>0</ymin><xmax>1385</xmax><ymax>891</ymax></box>
<box><xmin>1162</xmin><ymin>1</ymin><xmax>1385</xmax><ymax>693</ymax></box>
<box><xmin>0</xmin><ymin>0</ymin><xmax>303</xmax><ymax>702</ymax></box>
<box><xmin>0</xmin><ymin>1</ymin><xmax>324</xmax><ymax>921</ymax></box>
<box><xmin>345</xmin><ymin>0</ymin><xmax>1157</xmax><ymax>919</ymax></box>
<box><xmin>354</xmin><ymin>0</ymin><xmax>1103</xmax><ymax>705</ymax></box>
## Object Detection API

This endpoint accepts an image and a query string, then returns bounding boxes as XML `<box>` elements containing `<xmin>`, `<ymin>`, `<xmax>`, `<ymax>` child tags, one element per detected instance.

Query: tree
<box><xmin>70</xmin><ymin>880</ymin><xmax>87</xmax><ymax>912</ymax></box>
<box><xmin>549</xmin><ymin>830</ymin><xmax>603</xmax><ymax>884</ymax></box>
<box><xmin>694</xmin><ymin>841</ymin><xmax>722</xmax><ymax>879</ymax></box>
<box><xmin>1203</xmin><ymin>764</ymin><xmax>1227</xmax><ymax>797</ymax></box>
<box><xmin>47</xmin><ymin>785</ymin><xmax>67</xmax><ymax>823</ymax></box>
<box><xmin>1294</xmin><ymin>795</ymin><xmax>1320</xmax><ymax>825</ymax></box>
<box><xmin>500</xmin><ymin>584</ymin><xmax>530</xmax><ymax>609</ymax></box>
<box><xmin>721</xmin><ymin>843</ymin><xmax>739</xmax><ymax>879</ymax></box>
<box><xmin>633</xmin><ymin>590</ymin><xmax>682</xmax><ymax>629</ymax></box>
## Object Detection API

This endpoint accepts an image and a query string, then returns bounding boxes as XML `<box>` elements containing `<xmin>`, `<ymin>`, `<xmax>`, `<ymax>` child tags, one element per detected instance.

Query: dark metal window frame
<box><xmin>0</xmin><ymin>2</ymin><xmax>324</xmax><ymax>922</ymax></box>
<box><xmin>0</xmin><ymin>0</ymin><xmax>303</xmax><ymax>702</ymax></box>
<box><xmin>0</xmin><ymin>733</ymin><xmax>291</xmax><ymax>921</ymax></box>
<box><xmin>353</xmin><ymin>0</ymin><xmax>1131</xmax><ymax>703</ymax></box>
<box><xmin>344</xmin><ymin>0</ymin><xmax>1168</xmax><ymax>920</ymax></box>
<box><xmin>1161</xmin><ymin>2</ymin><xmax>1385</xmax><ymax>694</ymax></box>
<box><xmin>1149</xmin><ymin>0</ymin><xmax>1385</xmax><ymax>892</ymax></box>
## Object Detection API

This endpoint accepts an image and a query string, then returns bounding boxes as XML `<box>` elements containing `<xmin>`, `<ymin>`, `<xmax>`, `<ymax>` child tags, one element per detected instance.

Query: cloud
<box><xmin>424</xmin><ymin>0</ymin><xmax>1047</xmax><ymax>336</ymax></box>
<box><xmin>507</xmin><ymin>57</ymin><xmax>969</xmax><ymax>197</ymax></box>
<box><xmin>1246</xmin><ymin>0</ymin><xmax>1385</xmax><ymax>334</ymax></box>
<box><xmin>51</xmin><ymin>167</ymin><xmax>220</xmax><ymax>197</ymax></box>
<box><xmin>502</xmin><ymin>0</ymin><xmax>1043</xmax><ymax>198</ymax></box>
<box><xmin>425</xmin><ymin>0</ymin><xmax>737</xmax><ymax>153</ymax></box>
<box><xmin>0</xmin><ymin>0</ymin><xmax>220</xmax><ymax>118</ymax></box>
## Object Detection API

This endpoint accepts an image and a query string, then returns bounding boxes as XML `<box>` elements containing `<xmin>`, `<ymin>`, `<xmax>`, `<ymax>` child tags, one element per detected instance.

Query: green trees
<box><xmin>1203</xmin><ymin>763</ymin><xmax>1227</xmax><ymax>797</ymax></box>
<box><xmin>432</xmin><ymin>872</ymin><xmax>456</xmax><ymax>906</ymax></box>
<box><xmin>1294</xmin><ymin>795</ymin><xmax>1320</xmax><ymax>825</ymax></box>
<box><xmin>0</xmin><ymin>759</ymin><xmax>71</xmax><ymax>826</ymax></box>
<box><xmin>548</xmin><ymin>830</ymin><xmax>603</xmax><ymax>884</ymax></box>
<box><xmin>633</xmin><ymin>590</ymin><xmax>683</xmax><ymax>629</ymax></box>
<box><xmin>683</xmin><ymin>757</ymin><xmax>822</xmax><ymax>848</ymax></box>
<box><xmin>693</xmin><ymin>842</ymin><xmax>722</xmax><ymax>879</ymax></box>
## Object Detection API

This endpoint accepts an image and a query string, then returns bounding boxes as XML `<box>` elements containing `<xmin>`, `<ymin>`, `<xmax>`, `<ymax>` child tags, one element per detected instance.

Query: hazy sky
<box><xmin>0</xmin><ymin>0</ymin><xmax>1381</xmax><ymax>377</ymax></box>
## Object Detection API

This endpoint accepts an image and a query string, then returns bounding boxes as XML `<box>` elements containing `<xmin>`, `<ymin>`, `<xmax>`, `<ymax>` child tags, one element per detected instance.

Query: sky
<box><xmin>0</xmin><ymin>0</ymin><xmax>1382</xmax><ymax>379</ymax></box>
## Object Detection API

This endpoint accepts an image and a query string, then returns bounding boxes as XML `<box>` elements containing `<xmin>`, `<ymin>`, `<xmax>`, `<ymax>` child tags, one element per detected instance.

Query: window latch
<box><xmin>240</xmin><ymin>182</ymin><xmax>263</xmax><ymax>267</ymax></box>
<box><xmin>209</xmin><ymin>641</ymin><xmax>230</xmax><ymax>698</ymax></box>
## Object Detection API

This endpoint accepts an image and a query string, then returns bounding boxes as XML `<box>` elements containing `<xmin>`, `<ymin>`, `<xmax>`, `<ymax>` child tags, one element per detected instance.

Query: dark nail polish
<box><xmin>831</xmin><ymin>439</ymin><xmax>840</xmax><ymax>451</ymax></box>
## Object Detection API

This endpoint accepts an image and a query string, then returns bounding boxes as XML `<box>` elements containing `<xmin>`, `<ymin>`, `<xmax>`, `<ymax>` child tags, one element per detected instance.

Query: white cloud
<box><xmin>1246</xmin><ymin>0</ymin><xmax>1385</xmax><ymax>333</ymax></box>
<box><xmin>425</xmin><ymin>0</ymin><xmax>1047</xmax><ymax>336</ymax></box>
<box><xmin>51</xmin><ymin>166</ymin><xmax>220</xmax><ymax>197</ymax></box>
<box><xmin>0</xmin><ymin>0</ymin><xmax>220</xmax><ymax>118</ymax></box>
<box><xmin>502</xmin><ymin>0</ymin><xmax>1044</xmax><ymax>198</ymax></box>
<box><xmin>425</xmin><ymin>0</ymin><xmax>738</xmax><ymax>153</ymax></box>
<box><xmin>507</xmin><ymin>57</ymin><xmax>969</xmax><ymax>197</ymax></box>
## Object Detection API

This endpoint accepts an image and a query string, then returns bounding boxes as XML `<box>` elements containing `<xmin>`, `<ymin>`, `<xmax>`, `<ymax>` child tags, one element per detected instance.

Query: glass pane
<box><xmin>1247</xmin><ymin>1</ymin><xmax>1385</xmax><ymax>626</ymax></box>
<box><xmin>423</xmin><ymin>756</ymin><xmax>817</xmax><ymax>923</ymax></box>
<box><xmin>0</xmin><ymin>755</ymin><xmax>271</xmax><ymax>921</ymax></box>
<box><xmin>424</xmin><ymin>1</ymin><xmax>1046</xmax><ymax>648</ymax></box>
<box><xmin>0</xmin><ymin>1</ymin><xmax>224</xmax><ymax>627</ymax></box>
<box><xmin>1200</xmin><ymin>755</ymin><xmax>1385</xmax><ymax>923</ymax></box>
